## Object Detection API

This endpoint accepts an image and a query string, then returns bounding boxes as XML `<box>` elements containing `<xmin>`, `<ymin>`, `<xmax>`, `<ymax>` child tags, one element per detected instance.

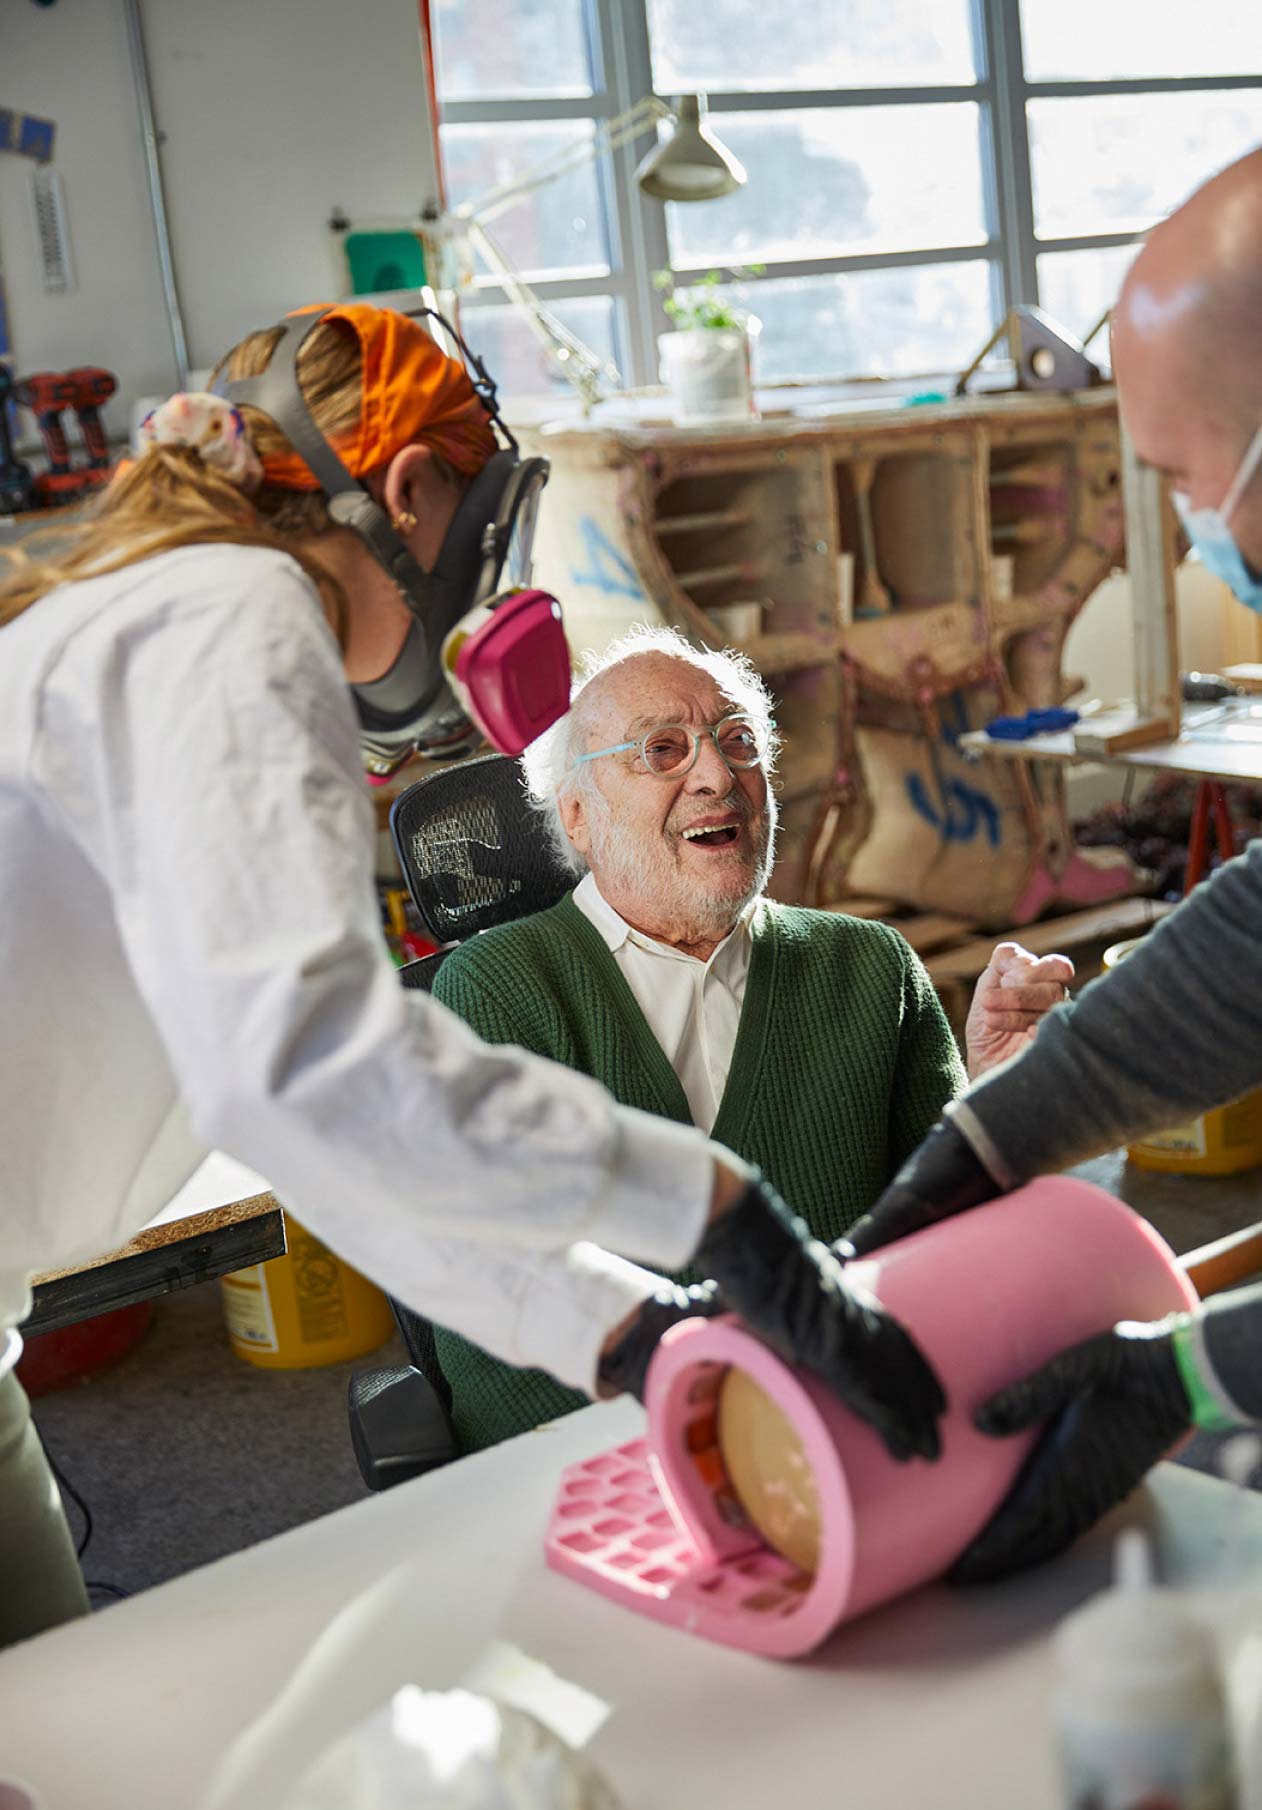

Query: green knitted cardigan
<box><xmin>431</xmin><ymin>892</ymin><xmax>965</xmax><ymax>1453</ymax></box>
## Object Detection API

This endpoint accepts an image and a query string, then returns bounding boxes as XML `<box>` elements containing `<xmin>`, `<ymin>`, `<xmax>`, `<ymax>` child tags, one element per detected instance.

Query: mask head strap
<box><xmin>211</xmin><ymin>308</ymin><xmax>436</xmax><ymax>612</ymax></box>
<box><xmin>1221</xmin><ymin>423</ymin><xmax>1262</xmax><ymax>526</ymax></box>
<box><xmin>403</xmin><ymin>305</ymin><xmax>518</xmax><ymax>454</ymax></box>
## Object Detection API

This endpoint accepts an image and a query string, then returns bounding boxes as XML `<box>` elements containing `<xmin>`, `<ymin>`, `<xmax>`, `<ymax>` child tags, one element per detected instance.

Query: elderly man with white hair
<box><xmin>431</xmin><ymin>627</ymin><xmax>1072</xmax><ymax>1452</ymax></box>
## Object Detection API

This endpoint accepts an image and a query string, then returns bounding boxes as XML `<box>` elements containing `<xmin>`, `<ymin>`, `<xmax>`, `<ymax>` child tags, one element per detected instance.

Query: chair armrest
<box><xmin>347</xmin><ymin>1363</ymin><xmax>458</xmax><ymax>1492</ymax></box>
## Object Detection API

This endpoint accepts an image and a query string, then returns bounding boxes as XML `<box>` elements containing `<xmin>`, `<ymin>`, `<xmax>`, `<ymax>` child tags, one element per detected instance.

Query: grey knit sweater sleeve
<box><xmin>952</xmin><ymin>838</ymin><xmax>1262</xmax><ymax>1184</ymax></box>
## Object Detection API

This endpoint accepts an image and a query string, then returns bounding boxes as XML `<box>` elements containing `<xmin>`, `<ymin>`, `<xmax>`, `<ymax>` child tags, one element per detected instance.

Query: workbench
<box><xmin>21</xmin><ymin>1153</ymin><xmax>285</xmax><ymax>1337</ymax></box>
<box><xmin>961</xmin><ymin>697</ymin><xmax>1262</xmax><ymax>787</ymax></box>
<box><xmin>3</xmin><ymin>1396</ymin><xmax>1262</xmax><ymax>1810</ymax></box>
<box><xmin>0</xmin><ymin>500</ymin><xmax>83</xmax><ymax>550</ymax></box>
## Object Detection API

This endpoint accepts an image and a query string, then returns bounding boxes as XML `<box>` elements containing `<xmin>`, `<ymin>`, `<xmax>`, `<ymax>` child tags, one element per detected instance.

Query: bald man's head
<box><xmin>1111</xmin><ymin>149</ymin><xmax>1262</xmax><ymax>569</ymax></box>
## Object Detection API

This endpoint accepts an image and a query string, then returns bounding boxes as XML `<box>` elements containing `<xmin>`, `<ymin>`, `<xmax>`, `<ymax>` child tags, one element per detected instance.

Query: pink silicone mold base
<box><xmin>544</xmin><ymin>1178</ymin><xmax>1198</xmax><ymax>1659</ymax></box>
<box><xmin>546</xmin><ymin>1338</ymin><xmax>835</xmax><ymax>1659</ymax></box>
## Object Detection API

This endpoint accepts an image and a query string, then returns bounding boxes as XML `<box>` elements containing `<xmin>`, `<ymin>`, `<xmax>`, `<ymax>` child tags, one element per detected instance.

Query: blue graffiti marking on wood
<box><xmin>905</xmin><ymin>688</ymin><xmax>1001</xmax><ymax>844</ymax></box>
<box><xmin>905</xmin><ymin>772</ymin><xmax>1000</xmax><ymax>846</ymax></box>
<box><xmin>570</xmin><ymin>516</ymin><xmax>646</xmax><ymax>601</ymax></box>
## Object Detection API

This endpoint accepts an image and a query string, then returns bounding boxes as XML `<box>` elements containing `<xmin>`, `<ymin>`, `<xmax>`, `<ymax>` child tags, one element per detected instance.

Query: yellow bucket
<box><xmin>1103</xmin><ymin>938</ymin><xmax>1262</xmax><ymax>1176</ymax></box>
<box><xmin>220</xmin><ymin>1216</ymin><xmax>396</xmax><ymax>1369</ymax></box>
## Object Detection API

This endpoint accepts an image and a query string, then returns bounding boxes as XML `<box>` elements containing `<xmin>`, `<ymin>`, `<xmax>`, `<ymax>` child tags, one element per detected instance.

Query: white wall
<box><xmin>141</xmin><ymin>0</ymin><xmax>440</xmax><ymax>371</ymax></box>
<box><xmin>1063</xmin><ymin>559</ymin><xmax>1234</xmax><ymax>811</ymax></box>
<box><xmin>1065</xmin><ymin>559</ymin><xmax>1233</xmax><ymax>706</ymax></box>
<box><xmin>0</xmin><ymin>0</ymin><xmax>440</xmax><ymax>447</ymax></box>
<box><xmin>0</xmin><ymin>0</ymin><xmax>175</xmax><ymax>444</ymax></box>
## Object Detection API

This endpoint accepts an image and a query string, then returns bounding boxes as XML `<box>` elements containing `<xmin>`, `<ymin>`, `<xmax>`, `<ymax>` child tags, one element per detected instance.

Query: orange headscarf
<box><xmin>260</xmin><ymin>302</ymin><xmax>499</xmax><ymax>491</ymax></box>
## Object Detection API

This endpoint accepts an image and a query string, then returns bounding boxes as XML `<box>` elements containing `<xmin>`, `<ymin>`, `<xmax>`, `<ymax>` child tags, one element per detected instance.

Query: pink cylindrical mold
<box><xmin>547</xmin><ymin>1177</ymin><xmax>1198</xmax><ymax>1656</ymax></box>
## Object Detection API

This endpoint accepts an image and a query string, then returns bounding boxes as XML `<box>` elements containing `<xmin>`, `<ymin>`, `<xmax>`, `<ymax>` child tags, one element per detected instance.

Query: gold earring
<box><xmin>391</xmin><ymin>509</ymin><xmax>418</xmax><ymax>534</ymax></box>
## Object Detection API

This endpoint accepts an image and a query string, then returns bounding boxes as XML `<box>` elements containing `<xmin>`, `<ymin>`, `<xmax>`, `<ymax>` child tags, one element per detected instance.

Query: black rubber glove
<box><xmin>949</xmin><ymin>1318</ymin><xmax>1193</xmax><ymax>1585</ymax></box>
<box><xmin>596</xmin><ymin>1279</ymin><xmax>725</xmax><ymax>1403</ymax></box>
<box><xmin>694</xmin><ymin>1177</ymin><xmax>946</xmax><ymax>1462</ymax></box>
<box><xmin>837</xmin><ymin>1118</ymin><xmax>1002</xmax><ymax>1261</ymax></box>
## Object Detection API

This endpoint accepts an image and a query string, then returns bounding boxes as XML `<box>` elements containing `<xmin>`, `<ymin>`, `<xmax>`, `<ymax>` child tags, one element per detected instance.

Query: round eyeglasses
<box><xmin>570</xmin><ymin>711</ymin><xmax>769</xmax><ymax>779</ymax></box>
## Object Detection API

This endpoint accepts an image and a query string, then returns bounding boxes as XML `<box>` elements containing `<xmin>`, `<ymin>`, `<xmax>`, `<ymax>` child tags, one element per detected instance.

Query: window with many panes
<box><xmin>430</xmin><ymin>0</ymin><xmax>1262</xmax><ymax>398</ymax></box>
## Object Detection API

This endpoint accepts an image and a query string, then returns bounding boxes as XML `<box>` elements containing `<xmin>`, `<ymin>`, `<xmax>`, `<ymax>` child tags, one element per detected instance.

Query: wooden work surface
<box><xmin>0</xmin><ymin>500</ymin><xmax>84</xmax><ymax>549</ymax></box>
<box><xmin>924</xmin><ymin>896</ymin><xmax>1175</xmax><ymax>984</ymax></box>
<box><xmin>23</xmin><ymin>1153</ymin><xmax>285</xmax><ymax>1336</ymax></box>
<box><xmin>960</xmin><ymin>699</ymin><xmax>1262</xmax><ymax>785</ymax></box>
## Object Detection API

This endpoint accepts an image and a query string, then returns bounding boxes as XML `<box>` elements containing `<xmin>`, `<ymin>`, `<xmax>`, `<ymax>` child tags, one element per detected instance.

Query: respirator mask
<box><xmin>214</xmin><ymin>304</ymin><xmax>572</xmax><ymax>778</ymax></box>
<box><xmin>1171</xmin><ymin>423</ymin><xmax>1262</xmax><ymax>616</ymax></box>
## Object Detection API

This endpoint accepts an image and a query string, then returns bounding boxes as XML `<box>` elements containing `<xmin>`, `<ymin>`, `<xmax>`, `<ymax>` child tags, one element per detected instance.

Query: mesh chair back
<box><xmin>390</xmin><ymin>753</ymin><xmax>574</xmax><ymax>945</ymax></box>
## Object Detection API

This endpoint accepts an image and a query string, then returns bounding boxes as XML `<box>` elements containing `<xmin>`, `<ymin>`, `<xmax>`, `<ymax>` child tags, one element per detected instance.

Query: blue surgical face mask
<box><xmin>1171</xmin><ymin>424</ymin><xmax>1262</xmax><ymax>613</ymax></box>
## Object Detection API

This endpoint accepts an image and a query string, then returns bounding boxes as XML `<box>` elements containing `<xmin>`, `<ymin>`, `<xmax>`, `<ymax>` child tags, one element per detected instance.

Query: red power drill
<box><xmin>14</xmin><ymin>368</ymin><xmax>117</xmax><ymax>503</ymax></box>
<box><xmin>14</xmin><ymin>372</ymin><xmax>76</xmax><ymax>495</ymax></box>
<box><xmin>66</xmin><ymin>366</ymin><xmax>117</xmax><ymax>470</ymax></box>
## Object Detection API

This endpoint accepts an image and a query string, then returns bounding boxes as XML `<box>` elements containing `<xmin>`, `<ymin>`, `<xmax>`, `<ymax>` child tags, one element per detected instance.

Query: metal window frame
<box><xmin>437</xmin><ymin>0</ymin><xmax>1262</xmax><ymax>389</ymax></box>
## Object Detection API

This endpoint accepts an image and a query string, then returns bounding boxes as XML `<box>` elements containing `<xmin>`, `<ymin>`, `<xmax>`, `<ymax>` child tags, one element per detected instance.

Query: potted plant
<box><xmin>653</xmin><ymin>266</ymin><xmax>764</xmax><ymax>425</ymax></box>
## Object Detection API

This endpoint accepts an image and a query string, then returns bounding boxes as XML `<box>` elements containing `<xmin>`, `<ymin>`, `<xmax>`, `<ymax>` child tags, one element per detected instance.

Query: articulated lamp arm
<box><xmin>462</xmin><ymin>217</ymin><xmax>622</xmax><ymax>411</ymax></box>
<box><xmin>456</xmin><ymin>96</ymin><xmax>672</xmax><ymax>230</ymax></box>
<box><xmin>428</xmin><ymin>93</ymin><xmax>743</xmax><ymax>408</ymax></box>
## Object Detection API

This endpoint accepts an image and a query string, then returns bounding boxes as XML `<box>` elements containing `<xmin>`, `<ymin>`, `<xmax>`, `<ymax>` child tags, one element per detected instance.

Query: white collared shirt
<box><xmin>572</xmin><ymin>873</ymin><xmax>756</xmax><ymax>1133</ymax></box>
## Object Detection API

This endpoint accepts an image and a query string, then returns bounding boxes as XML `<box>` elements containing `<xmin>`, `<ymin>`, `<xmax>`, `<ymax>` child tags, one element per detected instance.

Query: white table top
<box><xmin>4</xmin><ymin>1398</ymin><xmax>1262</xmax><ymax>1810</ymax></box>
<box><xmin>144</xmin><ymin>1151</ymin><xmax>273</xmax><ymax>1233</ymax></box>
<box><xmin>960</xmin><ymin>700</ymin><xmax>1262</xmax><ymax>785</ymax></box>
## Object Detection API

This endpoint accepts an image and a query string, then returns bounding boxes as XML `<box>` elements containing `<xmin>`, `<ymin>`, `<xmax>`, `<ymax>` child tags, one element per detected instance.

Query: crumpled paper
<box><xmin>283</xmin><ymin>1686</ymin><xmax>623</xmax><ymax>1810</ymax></box>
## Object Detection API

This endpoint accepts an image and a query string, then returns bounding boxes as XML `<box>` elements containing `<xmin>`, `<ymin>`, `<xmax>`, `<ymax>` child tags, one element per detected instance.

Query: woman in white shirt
<box><xmin>0</xmin><ymin>300</ymin><xmax>945</xmax><ymax>1645</ymax></box>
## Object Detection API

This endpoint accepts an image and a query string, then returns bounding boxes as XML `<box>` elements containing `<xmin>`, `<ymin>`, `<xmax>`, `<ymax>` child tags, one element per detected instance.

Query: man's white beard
<box><xmin>584</xmin><ymin>783</ymin><xmax>778</xmax><ymax>941</ymax></box>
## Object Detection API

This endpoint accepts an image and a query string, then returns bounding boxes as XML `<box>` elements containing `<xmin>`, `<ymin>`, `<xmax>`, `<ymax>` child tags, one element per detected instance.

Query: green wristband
<box><xmin>1171</xmin><ymin>1318</ymin><xmax>1244</xmax><ymax>1433</ymax></box>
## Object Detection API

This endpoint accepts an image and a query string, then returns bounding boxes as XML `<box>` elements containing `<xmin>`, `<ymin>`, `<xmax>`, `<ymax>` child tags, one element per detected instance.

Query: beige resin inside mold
<box><xmin>717</xmin><ymin>1366</ymin><xmax>822</xmax><ymax>1574</ymax></box>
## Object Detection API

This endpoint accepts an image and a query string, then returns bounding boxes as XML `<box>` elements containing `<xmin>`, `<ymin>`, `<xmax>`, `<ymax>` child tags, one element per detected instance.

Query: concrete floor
<box><xmin>1070</xmin><ymin>1147</ymin><xmax>1262</xmax><ymax>1259</ymax></box>
<box><xmin>23</xmin><ymin>1148</ymin><xmax>1262</xmax><ymax>1612</ymax></box>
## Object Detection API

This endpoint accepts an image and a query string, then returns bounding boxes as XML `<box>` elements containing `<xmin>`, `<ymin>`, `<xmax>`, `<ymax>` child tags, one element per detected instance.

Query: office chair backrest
<box><xmin>389</xmin><ymin>752</ymin><xmax>575</xmax><ymax>947</ymax></box>
<box><xmin>388</xmin><ymin>754</ymin><xmax>575</xmax><ymax>1414</ymax></box>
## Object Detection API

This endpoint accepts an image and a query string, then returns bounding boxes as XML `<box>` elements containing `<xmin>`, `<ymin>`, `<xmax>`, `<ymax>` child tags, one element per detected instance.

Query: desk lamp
<box><xmin>634</xmin><ymin>94</ymin><xmax>745</xmax><ymax>201</ymax></box>
<box><xmin>338</xmin><ymin>97</ymin><xmax>747</xmax><ymax>410</ymax></box>
<box><xmin>440</xmin><ymin>93</ymin><xmax>746</xmax><ymax>408</ymax></box>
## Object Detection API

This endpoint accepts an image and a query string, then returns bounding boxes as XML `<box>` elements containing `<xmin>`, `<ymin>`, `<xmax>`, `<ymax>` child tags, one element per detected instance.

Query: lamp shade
<box><xmin>635</xmin><ymin>93</ymin><xmax>746</xmax><ymax>203</ymax></box>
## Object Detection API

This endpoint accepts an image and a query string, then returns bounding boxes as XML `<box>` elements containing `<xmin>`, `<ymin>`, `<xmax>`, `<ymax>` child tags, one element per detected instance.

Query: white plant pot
<box><xmin>658</xmin><ymin>317</ymin><xmax>760</xmax><ymax>425</ymax></box>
